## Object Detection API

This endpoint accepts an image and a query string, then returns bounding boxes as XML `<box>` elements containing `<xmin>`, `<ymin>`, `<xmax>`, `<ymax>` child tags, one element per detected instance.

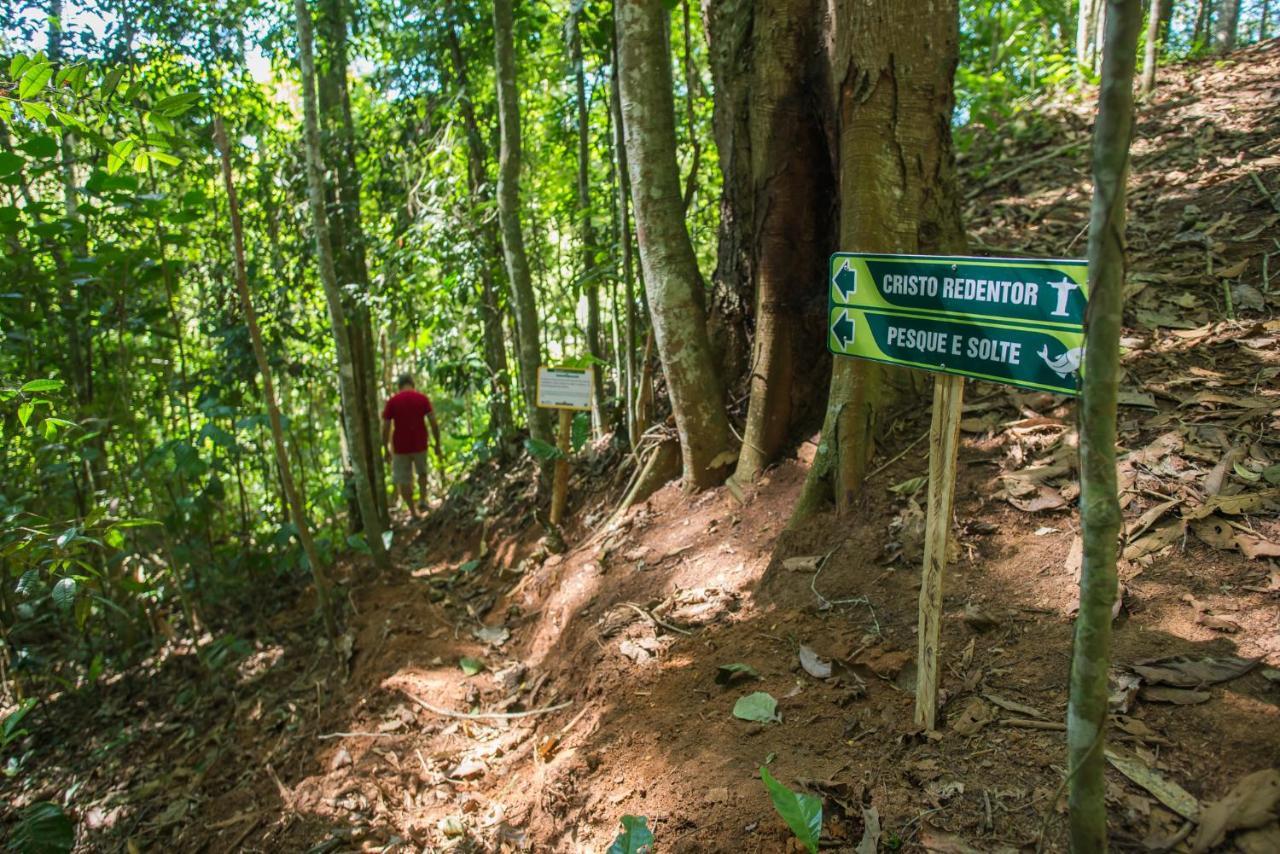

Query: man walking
<box><xmin>381</xmin><ymin>373</ymin><xmax>443</xmax><ymax>519</ymax></box>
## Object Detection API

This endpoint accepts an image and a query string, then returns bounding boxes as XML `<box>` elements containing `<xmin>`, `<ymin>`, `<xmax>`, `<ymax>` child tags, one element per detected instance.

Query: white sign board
<box><xmin>536</xmin><ymin>367</ymin><xmax>592</xmax><ymax>411</ymax></box>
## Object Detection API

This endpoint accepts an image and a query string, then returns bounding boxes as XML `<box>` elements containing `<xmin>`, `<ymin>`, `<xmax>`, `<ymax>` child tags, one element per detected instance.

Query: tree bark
<box><xmin>791</xmin><ymin>0</ymin><xmax>966</xmax><ymax>524</ymax></box>
<box><xmin>317</xmin><ymin>0</ymin><xmax>388</xmax><ymax>525</ymax></box>
<box><xmin>1141</xmin><ymin>0</ymin><xmax>1163</xmax><ymax>95</ymax></box>
<box><xmin>494</xmin><ymin>0</ymin><xmax>552</xmax><ymax>445</ymax></box>
<box><xmin>215</xmin><ymin>117</ymin><xmax>337</xmax><ymax>642</ymax></box>
<box><xmin>1212</xmin><ymin>0</ymin><xmax>1240</xmax><ymax>52</ymax></box>
<box><xmin>705</xmin><ymin>0</ymin><xmax>836</xmax><ymax>486</ymax></box>
<box><xmin>294</xmin><ymin>0</ymin><xmax>389</xmax><ymax>570</ymax></box>
<box><xmin>610</xmin><ymin>39</ymin><xmax>640</xmax><ymax>448</ymax></box>
<box><xmin>617</xmin><ymin>0</ymin><xmax>736</xmax><ymax>490</ymax></box>
<box><xmin>444</xmin><ymin>12</ymin><xmax>516</xmax><ymax>448</ymax></box>
<box><xmin>572</xmin><ymin>19</ymin><xmax>608</xmax><ymax>435</ymax></box>
<box><xmin>1068</xmin><ymin>3</ymin><xmax>1140</xmax><ymax>849</ymax></box>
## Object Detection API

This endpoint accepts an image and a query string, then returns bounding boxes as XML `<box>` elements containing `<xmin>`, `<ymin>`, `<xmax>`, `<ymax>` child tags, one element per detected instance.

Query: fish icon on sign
<box><xmin>1037</xmin><ymin>344</ymin><xmax>1082</xmax><ymax>378</ymax></box>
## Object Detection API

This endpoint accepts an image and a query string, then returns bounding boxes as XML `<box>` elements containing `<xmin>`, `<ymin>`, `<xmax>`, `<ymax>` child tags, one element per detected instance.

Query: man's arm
<box><xmin>381</xmin><ymin>418</ymin><xmax>393</xmax><ymax>457</ymax></box>
<box><xmin>427</xmin><ymin>410</ymin><xmax>443</xmax><ymax>457</ymax></box>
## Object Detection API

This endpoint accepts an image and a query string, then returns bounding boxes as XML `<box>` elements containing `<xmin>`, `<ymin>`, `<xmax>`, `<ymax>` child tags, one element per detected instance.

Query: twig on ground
<box><xmin>317</xmin><ymin>731</ymin><xmax>405</xmax><ymax>740</ymax></box>
<box><xmin>1000</xmin><ymin>718</ymin><xmax>1067</xmax><ymax>731</ymax></box>
<box><xmin>620</xmin><ymin>601</ymin><xmax>693</xmax><ymax>636</ymax></box>
<box><xmin>867</xmin><ymin>429</ymin><xmax>930</xmax><ymax>480</ymax></box>
<box><xmin>400</xmin><ymin>688</ymin><xmax>571</xmax><ymax>720</ymax></box>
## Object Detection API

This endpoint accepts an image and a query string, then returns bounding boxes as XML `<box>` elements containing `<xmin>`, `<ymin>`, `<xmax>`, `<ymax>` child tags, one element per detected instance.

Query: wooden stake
<box><xmin>550</xmin><ymin>408</ymin><xmax>573</xmax><ymax>526</ymax></box>
<box><xmin>915</xmin><ymin>373</ymin><xmax>965</xmax><ymax>730</ymax></box>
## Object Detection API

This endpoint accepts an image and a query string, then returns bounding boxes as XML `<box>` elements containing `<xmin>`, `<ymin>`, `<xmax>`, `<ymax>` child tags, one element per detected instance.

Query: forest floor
<box><xmin>6</xmin><ymin>41</ymin><xmax>1280</xmax><ymax>854</ymax></box>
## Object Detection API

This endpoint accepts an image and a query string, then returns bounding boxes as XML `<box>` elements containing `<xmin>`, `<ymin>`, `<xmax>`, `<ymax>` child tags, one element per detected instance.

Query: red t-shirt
<box><xmin>382</xmin><ymin>389</ymin><xmax>434</xmax><ymax>454</ymax></box>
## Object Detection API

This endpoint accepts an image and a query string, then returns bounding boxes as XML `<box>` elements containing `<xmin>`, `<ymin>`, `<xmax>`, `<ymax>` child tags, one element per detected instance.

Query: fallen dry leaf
<box><xmin>1191</xmin><ymin>769</ymin><xmax>1280</xmax><ymax>853</ymax></box>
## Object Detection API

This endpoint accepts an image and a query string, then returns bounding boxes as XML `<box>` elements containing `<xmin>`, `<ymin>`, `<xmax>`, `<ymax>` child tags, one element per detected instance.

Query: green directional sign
<box><xmin>828</xmin><ymin>252</ymin><xmax>1088</xmax><ymax>394</ymax></box>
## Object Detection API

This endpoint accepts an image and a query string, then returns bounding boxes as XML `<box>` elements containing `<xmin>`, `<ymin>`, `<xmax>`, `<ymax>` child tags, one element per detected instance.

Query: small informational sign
<box><xmin>536</xmin><ymin>366</ymin><xmax>592</xmax><ymax>411</ymax></box>
<box><xmin>827</xmin><ymin>252</ymin><xmax>1088</xmax><ymax>394</ymax></box>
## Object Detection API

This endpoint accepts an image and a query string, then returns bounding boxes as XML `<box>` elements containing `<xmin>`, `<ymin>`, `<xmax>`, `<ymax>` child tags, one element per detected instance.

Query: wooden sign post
<box><xmin>536</xmin><ymin>366</ymin><xmax>593</xmax><ymax>527</ymax></box>
<box><xmin>826</xmin><ymin>252</ymin><xmax>1088</xmax><ymax>730</ymax></box>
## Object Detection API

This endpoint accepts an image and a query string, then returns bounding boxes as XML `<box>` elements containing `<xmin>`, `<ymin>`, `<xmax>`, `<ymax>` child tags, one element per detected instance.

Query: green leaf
<box><xmin>10</xmin><ymin>54</ymin><xmax>32</xmax><ymax>79</ymax></box>
<box><xmin>153</xmin><ymin>92</ymin><xmax>200</xmax><ymax>116</ymax></box>
<box><xmin>733</xmin><ymin>691</ymin><xmax>780</xmax><ymax>723</ymax></box>
<box><xmin>19</xmin><ymin>136</ymin><xmax>58</xmax><ymax>159</ymax></box>
<box><xmin>9</xmin><ymin>801</ymin><xmax>74</xmax><ymax>854</ymax></box>
<box><xmin>606</xmin><ymin>815</ymin><xmax>654</xmax><ymax>854</ymax></box>
<box><xmin>18</xmin><ymin>62</ymin><xmax>54</xmax><ymax>100</ymax></box>
<box><xmin>1263</xmin><ymin>464</ymin><xmax>1280</xmax><ymax>485</ymax></box>
<box><xmin>100</xmin><ymin>67</ymin><xmax>126</xmax><ymax>99</ymax></box>
<box><xmin>18</xmin><ymin>402</ymin><xmax>34</xmax><ymax>427</ymax></box>
<box><xmin>524</xmin><ymin>436</ymin><xmax>564</xmax><ymax>461</ymax></box>
<box><xmin>346</xmin><ymin>533</ymin><xmax>371</xmax><ymax>554</ymax></box>
<box><xmin>51</xmin><ymin>577</ymin><xmax>77</xmax><ymax>609</ymax></box>
<box><xmin>0</xmin><ymin>151</ymin><xmax>22</xmax><ymax>175</ymax></box>
<box><xmin>20</xmin><ymin>379</ymin><xmax>62</xmax><ymax>393</ymax></box>
<box><xmin>760</xmin><ymin>766</ymin><xmax>822</xmax><ymax>854</ymax></box>
<box><xmin>716</xmin><ymin>663</ymin><xmax>761</xmax><ymax>685</ymax></box>
<box><xmin>459</xmin><ymin>656</ymin><xmax>485</xmax><ymax>676</ymax></box>
<box><xmin>149</xmin><ymin>150</ymin><xmax>180</xmax><ymax>167</ymax></box>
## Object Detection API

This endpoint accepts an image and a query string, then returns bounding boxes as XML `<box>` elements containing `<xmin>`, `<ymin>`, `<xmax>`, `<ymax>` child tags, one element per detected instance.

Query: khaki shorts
<box><xmin>391</xmin><ymin>451</ymin><xmax>428</xmax><ymax>485</ymax></box>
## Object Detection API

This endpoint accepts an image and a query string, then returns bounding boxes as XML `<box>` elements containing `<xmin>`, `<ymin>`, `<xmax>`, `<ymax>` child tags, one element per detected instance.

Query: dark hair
<box><xmin>397</xmin><ymin>373</ymin><xmax>415</xmax><ymax>389</ymax></box>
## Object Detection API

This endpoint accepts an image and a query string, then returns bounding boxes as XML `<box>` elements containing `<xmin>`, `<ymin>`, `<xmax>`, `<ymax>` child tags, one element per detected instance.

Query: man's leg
<box><xmin>391</xmin><ymin>454</ymin><xmax>417</xmax><ymax>518</ymax></box>
<box><xmin>414</xmin><ymin>452</ymin><xmax>430</xmax><ymax>512</ymax></box>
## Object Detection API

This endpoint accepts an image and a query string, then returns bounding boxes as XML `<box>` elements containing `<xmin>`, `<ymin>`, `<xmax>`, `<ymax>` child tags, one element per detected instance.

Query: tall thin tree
<box><xmin>616</xmin><ymin>0</ymin><xmax>736</xmax><ymax>489</ymax></box>
<box><xmin>294</xmin><ymin>0</ymin><xmax>390</xmax><ymax>571</ymax></box>
<box><xmin>214</xmin><ymin>117</ymin><xmax>337</xmax><ymax>641</ymax></box>
<box><xmin>494</xmin><ymin>0</ymin><xmax>552</xmax><ymax>445</ymax></box>
<box><xmin>1068</xmin><ymin>0</ymin><xmax>1141</xmax><ymax>849</ymax></box>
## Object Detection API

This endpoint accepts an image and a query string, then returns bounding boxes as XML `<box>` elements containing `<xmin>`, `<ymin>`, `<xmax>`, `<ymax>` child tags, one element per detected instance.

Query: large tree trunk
<box><xmin>317</xmin><ymin>0</ymin><xmax>387</xmax><ymax>525</ymax></box>
<box><xmin>294</xmin><ymin>0</ymin><xmax>389</xmax><ymax>570</ymax></box>
<box><xmin>494</xmin><ymin>0</ymin><xmax>552</xmax><ymax>445</ymax></box>
<box><xmin>617</xmin><ymin>0</ymin><xmax>736</xmax><ymax>490</ymax></box>
<box><xmin>572</xmin><ymin>20</ymin><xmax>609</xmax><ymax>435</ymax></box>
<box><xmin>1212</xmin><ymin>0</ymin><xmax>1240</xmax><ymax>51</ymax></box>
<box><xmin>705</xmin><ymin>0</ymin><xmax>836</xmax><ymax>486</ymax></box>
<box><xmin>444</xmin><ymin>13</ymin><xmax>515</xmax><ymax>448</ymax></box>
<box><xmin>1069</xmin><ymin>2</ymin><xmax>1140</xmax><ymax>848</ymax></box>
<box><xmin>791</xmin><ymin>0</ymin><xmax>966</xmax><ymax>523</ymax></box>
<box><xmin>215</xmin><ymin>117</ymin><xmax>337</xmax><ymax>642</ymax></box>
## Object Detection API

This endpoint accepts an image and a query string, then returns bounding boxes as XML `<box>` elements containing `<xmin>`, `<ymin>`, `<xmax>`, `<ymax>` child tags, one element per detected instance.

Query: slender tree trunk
<box><xmin>1068</xmin><ymin>3</ymin><xmax>1140</xmax><ymax>849</ymax></box>
<box><xmin>444</xmin><ymin>13</ymin><xmax>515</xmax><ymax>448</ymax></box>
<box><xmin>617</xmin><ymin>0</ymin><xmax>736</xmax><ymax>489</ymax></box>
<box><xmin>706</xmin><ymin>0</ymin><xmax>836</xmax><ymax>487</ymax></box>
<box><xmin>494</xmin><ymin>0</ymin><xmax>551</xmax><ymax>445</ymax></box>
<box><xmin>294</xmin><ymin>0</ymin><xmax>389</xmax><ymax>570</ymax></box>
<box><xmin>792</xmin><ymin>0</ymin><xmax>966</xmax><ymax>523</ymax></box>
<box><xmin>1194</xmin><ymin>0</ymin><xmax>1211</xmax><ymax>45</ymax></box>
<box><xmin>1078</xmin><ymin>0</ymin><xmax>1098</xmax><ymax>66</ymax></box>
<box><xmin>1141</xmin><ymin>0</ymin><xmax>1163</xmax><ymax>95</ymax></box>
<box><xmin>318</xmin><ymin>0</ymin><xmax>387</xmax><ymax>526</ymax></box>
<box><xmin>216</xmin><ymin>117</ymin><xmax>337</xmax><ymax>641</ymax></box>
<box><xmin>572</xmin><ymin>21</ymin><xmax>608</xmax><ymax>435</ymax></box>
<box><xmin>1212</xmin><ymin>0</ymin><xmax>1240</xmax><ymax>51</ymax></box>
<box><xmin>1262</xmin><ymin>0</ymin><xmax>1270</xmax><ymax>40</ymax></box>
<box><xmin>610</xmin><ymin>40</ymin><xmax>640</xmax><ymax>448</ymax></box>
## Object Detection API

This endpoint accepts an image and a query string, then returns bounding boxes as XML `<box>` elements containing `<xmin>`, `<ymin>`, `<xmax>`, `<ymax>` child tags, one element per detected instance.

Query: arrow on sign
<box><xmin>832</xmin><ymin>259</ymin><xmax>857</xmax><ymax>301</ymax></box>
<box><xmin>831</xmin><ymin>309</ymin><xmax>855</xmax><ymax>349</ymax></box>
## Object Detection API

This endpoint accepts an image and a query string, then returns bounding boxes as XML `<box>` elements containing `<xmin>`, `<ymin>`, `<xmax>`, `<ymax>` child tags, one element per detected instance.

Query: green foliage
<box><xmin>8</xmin><ymin>801</ymin><xmax>75</xmax><ymax>854</ymax></box>
<box><xmin>606</xmin><ymin>815</ymin><xmax>654</xmax><ymax>854</ymax></box>
<box><xmin>1</xmin><ymin>699</ymin><xmax>37</xmax><ymax>751</ymax></box>
<box><xmin>732</xmin><ymin>691</ymin><xmax>779</xmax><ymax>723</ymax></box>
<box><xmin>459</xmin><ymin>656</ymin><xmax>486</xmax><ymax>676</ymax></box>
<box><xmin>760</xmin><ymin>766</ymin><xmax>822</xmax><ymax>854</ymax></box>
<box><xmin>715</xmin><ymin>663</ymin><xmax>760</xmax><ymax>685</ymax></box>
<box><xmin>524</xmin><ymin>437</ymin><xmax>565</xmax><ymax>461</ymax></box>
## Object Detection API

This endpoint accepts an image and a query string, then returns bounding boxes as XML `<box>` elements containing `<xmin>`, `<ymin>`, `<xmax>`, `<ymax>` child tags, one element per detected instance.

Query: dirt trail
<box><xmin>6</xmin><ymin>41</ymin><xmax>1280</xmax><ymax>854</ymax></box>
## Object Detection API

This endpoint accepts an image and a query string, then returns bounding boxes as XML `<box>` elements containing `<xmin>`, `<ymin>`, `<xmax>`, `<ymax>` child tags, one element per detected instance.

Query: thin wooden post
<box><xmin>915</xmin><ymin>373</ymin><xmax>965</xmax><ymax>730</ymax></box>
<box><xmin>550</xmin><ymin>408</ymin><xmax>573</xmax><ymax>525</ymax></box>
